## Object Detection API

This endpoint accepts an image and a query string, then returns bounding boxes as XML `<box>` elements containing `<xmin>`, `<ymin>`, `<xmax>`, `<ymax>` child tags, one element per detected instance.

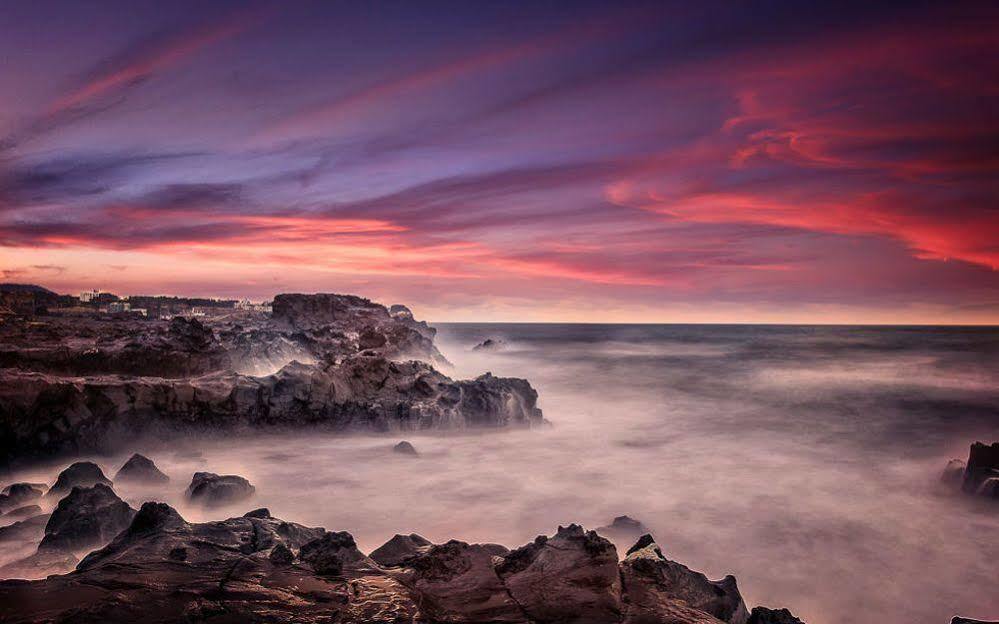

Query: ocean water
<box><xmin>5</xmin><ymin>324</ymin><xmax>998</xmax><ymax>623</ymax></box>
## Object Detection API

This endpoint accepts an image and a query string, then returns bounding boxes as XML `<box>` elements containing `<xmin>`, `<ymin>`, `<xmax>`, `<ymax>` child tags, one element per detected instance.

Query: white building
<box><xmin>79</xmin><ymin>289</ymin><xmax>100</xmax><ymax>302</ymax></box>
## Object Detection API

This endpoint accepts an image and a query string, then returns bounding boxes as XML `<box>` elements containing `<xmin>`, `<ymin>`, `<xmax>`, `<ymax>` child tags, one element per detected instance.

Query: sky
<box><xmin>1</xmin><ymin>0</ymin><xmax>997</xmax><ymax>323</ymax></box>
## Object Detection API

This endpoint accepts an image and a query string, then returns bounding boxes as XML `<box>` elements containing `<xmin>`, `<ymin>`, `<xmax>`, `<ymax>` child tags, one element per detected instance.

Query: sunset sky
<box><xmin>1</xmin><ymin>0</ymin><xmax>997</xmax><ymax>322</ymax></box>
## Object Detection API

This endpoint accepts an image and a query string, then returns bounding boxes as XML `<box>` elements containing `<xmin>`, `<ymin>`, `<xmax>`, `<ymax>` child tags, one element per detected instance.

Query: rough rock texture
<box><xmin>370</xmin><ymin>533</ymin><xmax>433</xmax><ymax>567</ymax></box>
<box><xmin>496</xmin><ymin>524</ymin><xmax>622</xmax><ymax>623</ymax></box>
<box><xmin>621</xmin><ymin>534</ymin><xmax>750</xmax><ymax>624</ymax></box>
<box><xmin>1</xmin><ymin>293</ymin><xmax>544</xmax><ymax>466</ymax></box>
<box><xmin>0</xmin><ymin>482</ymin><xmax>43</xmax><ymax>511</ymax></box>
<box><xmin>0</xmin><ymin>509</ymin><xmax>784</xmax><ymax>624</ymax></box>
<box><xmin>39</xmin><ymin>483</ymin><xmax>136</xmax><ymax>552</ymax></box>
<box><xmin>748</xmin><ymin>606</ymin><xmax>805</xmax><ymax>624</ymax></box>
<box><xmin>393</xmin><ymin>440</ymin><xmax>418</xmax><ymax>456</ymax></box>
<box><xmin>113</xmin><ymin>453</ymin><xmax>170</xmax><ymax>484</ymax></box>
<box><xmin>185</xmin><ymin>472</ymin><xmax>255</xmax><ymax>507</ymax></box>
<box><xmin>46</xmin><ymin>461</ymin><xmax>111</xmax><ymax>497</ymax></box>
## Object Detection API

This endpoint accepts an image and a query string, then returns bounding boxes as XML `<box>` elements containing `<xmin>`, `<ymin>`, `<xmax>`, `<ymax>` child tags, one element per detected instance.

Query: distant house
<box><xmin>79</xmin><ymin>289</ymin><xmax>100</xmax><ymax>303</ymax></box>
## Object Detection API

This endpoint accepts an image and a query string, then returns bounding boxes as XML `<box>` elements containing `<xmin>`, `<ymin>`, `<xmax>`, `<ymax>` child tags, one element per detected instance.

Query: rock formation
<box><xmin>39</xmin><ymin>483</ymin><xmax>135</xmax><ymax>552</ymax></box>
<box><xmin>369</xmin><ymin>533</ymin><xmax>433</xmax><ymax>567</ymax></box>
<box><xmin>0</xmin><ymin>505</ymin><xmax>799</xmax><ymax>624</ymax></box>
<box><xmin>113</xmin><ymin>453</ymin><xmax>170</xmax><ymax>484</ymax></box>
<box><xmin>940</xmin><ymin>442</ymin><xmax>999</xmax><ymax>501</ymax></box>
<box><xmin>46</xmin><ymin>461</ymin><xmax>111</xmax><ymax>497</ymax></box>
<box><xmin>0</xmin><ymin>293</ymin><xmax>544</xmax><ymax>466</ymax></box>
<box><xmin>0</xmin><ymin>482</ymin><xmax>43</xmax><ymax>511</ymax></box>
<box><xmin>748</xmin><ymin>607</ymin><xmax>806</xmax><ymax>624</ymax></box>
<box><xmin>185</xmin><ymin>471</ymin><xmax>256</xmax><ymax>507</ymax></box>
<box><xmin>597</xmin><ymin>514</ymin><xmax>651</xmax><ymax>551</ymax></box>
<box><xmin>473</xmin><ymin>338</ymin><xmax>505</xmax><ymax>351</ymax></box>
<box><xmin>393</xmin><ymin>440</ymin><xmax>419</xmax><ymax>456</ymax></box>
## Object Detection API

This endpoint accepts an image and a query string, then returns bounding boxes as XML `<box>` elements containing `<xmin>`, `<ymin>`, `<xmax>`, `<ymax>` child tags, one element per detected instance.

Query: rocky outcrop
<box><xmin>46</xmin><ymin>461</ymin><xmax>111</xmax><ymax>497</ymax></box>
<box><xmin>497</xmin><ymin>524</ymin><xmax>622</xmax><ymax>623</ymax></box>
<box><xmin>473</xmin><ymin>338</ymin><xmax>505</xmax><ymax>351</ymax></box>
<box><xmin>940</xmin><ymin>442</ymin><xmax>999</xmax><ymax>501</ymax></box>
<box><xmin>0</xmin><ymin>508</ymin><xmax>793</xmax><ymax>624</ymax></box>
<box><xmin>185</xmin><ymin>472</ymin><xmax>255</xmax><ymax>507</ymax></box>
<box><xmin>113</xmin><ymin>453</ymin><xmax>169</xmax><ymax>484</ymax></box>
<box><xmin>370</xmin><ymin>533</ymin><xmax>433</xmax><ymax>567</ymax></box>
<box><xmin>1</xmin><ymin>293</ymin><xmax>544</xmax><ymax>465</ymax></box>
<box><xmin>39</xmin><ymin>483</ymin><xmax>135</xmax><ymax>552</ymax></box>
<box><xmin>621</xmin><ymin>534</ymin><xmax>749</xmax><ymax>624</ymax></box>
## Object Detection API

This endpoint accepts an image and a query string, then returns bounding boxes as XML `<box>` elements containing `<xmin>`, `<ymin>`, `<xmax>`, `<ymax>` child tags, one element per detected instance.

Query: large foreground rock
<box><xmin>1</xmin><ymin>293</ymin><xmax>544</xmax><ymax>466</ymax></box>
<box><xmin>0</xmin><ymin>509</ymin><xmax>788</xmax><ymax>624</ymax></box>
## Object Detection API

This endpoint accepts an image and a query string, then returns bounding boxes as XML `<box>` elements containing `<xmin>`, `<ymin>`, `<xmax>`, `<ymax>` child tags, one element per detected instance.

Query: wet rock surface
<box><xmin>0</xmin><ymin>293</ymin><xmax>544</xmax><ymax>465</ymax></box>
<box><xmin>185</xmin><ymin>471</ymin><xmax>256</xmax><ymax>507</ymax></box>
<box><xmin>0</xmin><ymin>506</ymin><xmax>794</xmax><ymax>624</ymax></box>
<box><xmin>113</xmin><ymin>453</ymin><xmax>169</xmax><ymax>484</ymax></box>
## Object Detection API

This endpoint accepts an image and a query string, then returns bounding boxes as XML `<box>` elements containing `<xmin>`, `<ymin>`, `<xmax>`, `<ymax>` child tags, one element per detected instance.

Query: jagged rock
<box><xmin>473</xmin><ymin>338</ymin><xmax>505</xmax><ymax>351</ymax></box>
<box><xmin>113</xmin><ymin>453</ymin><xmax>170</xmax><ymax>484</ymax></box>
<box><xmin>185</xmin><ymin>472</ymin><xmax>255</xmax><ymax>507</ymax></box>
<box><xmin>39</xmin><ymin>483</ymin><xmax>135</xmax><ymax>552</ymax></box>
<box><xmin>0</xmin><ymin>511</ymin><xmax>758</xmax><ymax>624</ymax></box>
<box><xmin>497</xmin><ymin>524</ymin><xmax>622</xmax><ymax>623</ymax></box>
<box><xmin>748</xmin><ymin>606</ymin><xmax>805</xmax><ymax>624</ymax></box>
<box><xmin>1</xmin><ymin>504</ymin><xmax>42</xmax><ymax>521</ymax></box>
<box><xmin>0</xmin><ymin>294</ymin><xmax>543</xmax><ymax>465</ymax></box>
<box><xmin>401</xmin><ymin>539</ymin><xmax>524</xmax><ymax>622</ymax></box>
<box><xmin>597</xmin><ymin>515</ymin><xmax>652</xmax><ymax>551</ymax></box>
<box><xmin>963</xmin><ymin>442</ymin><xmax>999</xmax><ymax>494</ymax></box>
<box><xmin>369</xmin><ymin>533</ymin><xmax>433</xmax><ymax>567</ymax></box>
<box><xmin>47</xmin><ymin>462</ymin><xmax>111</xmax><ymax>497</ymax></box>
<box><xmin>941</xmin><ymin>459</ymin><xmax>967</xmax><ymax>487</ymax></box>
<box><xmin>393</xmin><ymin>440</ymin><xmax>418</xmax><ymax>456</ymax></box>
<box><xmin>298</xmin><ymin>530</ymin><xmax>379</xmax><ymax>575</ymax></box>
<box><xmin>621</xmin><ymin>534</ymin><xmax>749</xmax><ymax>624</ymax></box>
<box><xmin>389</xmin><ymin>304</ymin><xmax>414</xmax><ymax>319</ymax></box>
<box><xmin>0</xmin><ymin>482</ymin><xmax>43</xmax><ymax>511</ymax></box>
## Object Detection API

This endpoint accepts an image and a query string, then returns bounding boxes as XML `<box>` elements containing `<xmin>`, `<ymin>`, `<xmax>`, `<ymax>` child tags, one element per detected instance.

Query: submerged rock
<box><xmin>941</xmin><ymin>459</ymin><xmax>967</xmax><ymax>487</ymax></box>
<box><xmin>621</xmin><ymin>534</ymin><xmax>750</xmax><ymax>624</ymax></box>
<box><xmin>113</xmin><ymin>453</ymin><xmax>169</xmax><ymax>485</ymax></box>
<box><xmin>369</xmin><ymin>532</ymin><xmax>433</xmax><ymax>567</ymax></box>
<box><xmin>597</xmin><ymin>514</ymin><xmax>652</xmax><ymax>551</ymax></box>
<box><xmin>185</xmin><ymin>472</ymin><xmax>255</xmax><ymax>507</ymax></box>
<box><xmin>47</xmin><ymin>462</ymin><xmax>111</xmax><ymax>497</ymax></box>
<box><xmin>963</xmin><ymin>442</ymin><xmax>999</xmax><ymax>494</ymax></box>
<box><xmin>393</xmin><ymin>440</ymin><xmax>418</xmax><ymax>456</ymax></box>
<box><xmin>39</xmin><ymin>483</ymin><xmax>135</xmax><ymax>552</ymax></box>
<box><xmin>473</xmin><ymin>338</ymin><xmax>504</xmax><ymax>351</ymax></box>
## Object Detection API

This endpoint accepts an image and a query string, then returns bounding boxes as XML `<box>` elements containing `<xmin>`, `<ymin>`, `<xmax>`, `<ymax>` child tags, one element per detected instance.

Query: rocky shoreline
<box><xmin>0</xmin><ymin>293</ymin><xmax>544</xmax><ymax>466</ymax></box>
<box><xmin>0</xmin><ymin>459</ymin><xmax>803</xmax><ymax>624</ymax></box>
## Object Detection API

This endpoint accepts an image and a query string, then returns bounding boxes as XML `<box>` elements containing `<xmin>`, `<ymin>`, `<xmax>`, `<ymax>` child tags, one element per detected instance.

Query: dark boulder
<box><xmin>185</xmin><ymin>472</ymin><xmax>255</xmax><ymax>507</ymax></box>
<box><xmin>243</xmin><ymin>507</ymin><xmax>271</xmax><ymax>519</ymax></box>
<box><xmin>962</xmin><ymin>442</ymin><xmax>999</xmax><ymax>494</ymax></box>
<box><xmin>393</xmin><ymin>440</ymin><xmax>418</xmax><ymax>456</ymax></box>
<box><xmin>39</xmin><ymin>483</ymin><xmax>136</xmax><ymax>552</ymax></box>
<box><xmin>47</xmin><ymin>462</ymin><xmax>111</xmax><ymax>498</ymax></box>
<box><xmin>473</xmin><ymin>338</ymin><xmax>504</xmax><ymax>351</ymax></box>
<box><xmin>369</xmin><ymin>533</ymin><xmax>433</xmax><ymax>567</ymax></box>
<box><xmin>621</xmin><ymin>534</ymin><xmax>749</xmax><ymax>624</ymax></box>
<box><xmin>113</xmin><ymin>453</ymin><xmax>170</xmax><ymax>485</ymax></box>
<box><xmin>748</xmin><ymin>606</ymin><xmax>805</xmax><ymax>624</ymax></box>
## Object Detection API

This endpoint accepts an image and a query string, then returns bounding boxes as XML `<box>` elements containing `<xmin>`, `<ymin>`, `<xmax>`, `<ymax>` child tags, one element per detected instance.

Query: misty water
<box><xmin>7</xmin><ymin>324</ymin><xmax>999</xmax><ymax>623</ymax></box>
